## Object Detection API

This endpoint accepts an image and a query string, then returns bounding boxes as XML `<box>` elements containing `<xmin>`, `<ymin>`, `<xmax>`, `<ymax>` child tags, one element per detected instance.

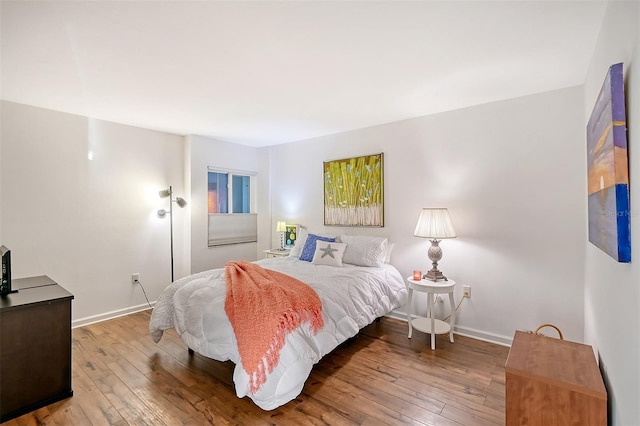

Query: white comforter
<box><xmin>149</xmin><ymin>256</ymin><xmax>408</xmax><ymax>410</ymax></box>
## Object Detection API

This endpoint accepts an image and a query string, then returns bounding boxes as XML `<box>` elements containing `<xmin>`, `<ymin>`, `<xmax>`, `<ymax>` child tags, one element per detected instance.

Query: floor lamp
<box><xmin>157</xmin><ymin>186</ymin><xmax>188</xmax><ymax>282</ymax></box>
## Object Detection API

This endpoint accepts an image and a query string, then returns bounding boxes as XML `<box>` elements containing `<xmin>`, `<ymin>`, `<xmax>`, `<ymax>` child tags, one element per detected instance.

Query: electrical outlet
<box><xmin>463</xmin><ymin>285</ymin><xmax>471</xmax><ymax>298</ymax></box>
<box><xmin>132</xmin><ymin>273</ymin><xmax>140</xmax><ymax>285</ymax></box>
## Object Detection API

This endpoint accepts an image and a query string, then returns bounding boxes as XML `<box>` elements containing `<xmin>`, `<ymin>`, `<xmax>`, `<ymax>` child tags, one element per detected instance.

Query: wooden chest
<box><xmin>505</xmin><ymin>330</ymin><xmax>607</xmax><ymax>425</ymax></box>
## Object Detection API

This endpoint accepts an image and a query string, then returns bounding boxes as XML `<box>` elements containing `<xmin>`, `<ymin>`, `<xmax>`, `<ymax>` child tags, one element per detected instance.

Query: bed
<box><xmin>149</xmin><ymin>233</ymin><xmax>408</xmax><ymax>410</ymax></box>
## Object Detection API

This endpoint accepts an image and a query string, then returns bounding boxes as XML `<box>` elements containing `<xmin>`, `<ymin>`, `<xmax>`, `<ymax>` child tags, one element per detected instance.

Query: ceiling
<box><xmin>1</xmin><ymin>1</ymin><xmax>607</xmax><ymax>147</ymax></box>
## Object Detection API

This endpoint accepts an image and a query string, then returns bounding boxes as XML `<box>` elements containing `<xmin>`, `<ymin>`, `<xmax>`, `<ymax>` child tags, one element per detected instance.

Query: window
<box><xmin>207</xmin><ymin>168</ymin><xmax>257</xmax><ymax>246</ymax></box>
<box><xmin>208</xmin><ymin>172</ymin><xmax>228</xmax><ymax>213</ymax></box>
<box><xmin>232</xmin><ymin>174</ymin><xmax>250</xmax><ymax>213</ymax></box>
<box><xmin>208</xmin><ymin>172</ymin><xmax>252</xmax><ymax>214</ymax></box>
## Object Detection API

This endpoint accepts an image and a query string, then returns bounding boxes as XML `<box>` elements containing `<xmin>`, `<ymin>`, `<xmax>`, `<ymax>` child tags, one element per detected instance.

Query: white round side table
<box><xmin>406</xmin><ymin>277</ymin><xmax>456</xmax><ymax>350</ymax></box>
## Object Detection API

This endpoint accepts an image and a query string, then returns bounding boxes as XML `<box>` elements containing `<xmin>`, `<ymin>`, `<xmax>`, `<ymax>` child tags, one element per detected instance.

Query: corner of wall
<box><xmin>183</xmin><ymin>135</ymin><xmax>192</xmax><ymax>277</ymax></box>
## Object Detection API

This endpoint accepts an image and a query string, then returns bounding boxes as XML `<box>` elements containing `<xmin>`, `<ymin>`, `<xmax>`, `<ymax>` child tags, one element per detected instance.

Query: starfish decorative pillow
<box><xmin>311</xmin><ymin>241</ymin><xmax>347</xmax><ymax>267</ymax></box>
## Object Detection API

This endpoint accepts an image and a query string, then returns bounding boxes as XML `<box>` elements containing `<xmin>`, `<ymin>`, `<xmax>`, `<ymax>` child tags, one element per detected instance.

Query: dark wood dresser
<box><xmin>505</xmin><ymin>330</ymin><xmax>607</xmax><ymax>425</ymax></box>
<box><xmin>0</xmin><ymin>275</ymin><xmax>74</xmax><ymax>422</ymax></box>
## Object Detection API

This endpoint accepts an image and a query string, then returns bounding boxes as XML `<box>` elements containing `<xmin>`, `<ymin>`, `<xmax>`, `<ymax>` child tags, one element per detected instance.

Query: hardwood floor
<box><xmin>3</xmin><ymin>311</ymin><xmax>509</xmax><ymax>425</ymax></box>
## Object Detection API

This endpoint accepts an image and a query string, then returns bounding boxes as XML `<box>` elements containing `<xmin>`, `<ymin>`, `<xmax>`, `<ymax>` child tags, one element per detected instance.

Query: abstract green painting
<box><xmin>323</xmin><ymin>153</ymin><xmax>384</xmax><ymax>227</ymax></box>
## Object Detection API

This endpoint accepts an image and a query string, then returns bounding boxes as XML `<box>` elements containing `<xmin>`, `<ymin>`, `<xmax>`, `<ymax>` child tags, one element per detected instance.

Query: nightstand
<box><xmin>406</xmin><ymin>277</ymin><xmax>456</xmax><ymax>350</ymax></box>
<box><xmin>264</xmin><ymin>248</ymin><xmax>291</xmax><ymax>259</ymax></box>
<box><xmin>1</xmin><ymin>276</ymin><xmax>74</xmax><ymax>422</ymax></box>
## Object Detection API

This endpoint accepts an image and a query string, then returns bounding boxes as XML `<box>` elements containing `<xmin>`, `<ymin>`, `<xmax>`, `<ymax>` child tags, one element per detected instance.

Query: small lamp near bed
<box><xmin>158</xmin><ymin>186</ymin><xmax>188</xmax><ymax>282</ymax></box>
<box><xmin>276</xmin><ymin>221</ymin><xmax>287</xmax><ymax>250</ymax></box>
<box><xmin>414</xmin><ymin>208</ymin><xmax>457</xmax><ymax>281</ymax></box>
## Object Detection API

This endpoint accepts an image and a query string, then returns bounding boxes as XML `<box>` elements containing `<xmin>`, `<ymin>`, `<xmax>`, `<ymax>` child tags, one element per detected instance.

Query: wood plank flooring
<box><xmin>2</xmin><ymin>311</ymin><xmax>509</xmax><ymax>425</ymax></box>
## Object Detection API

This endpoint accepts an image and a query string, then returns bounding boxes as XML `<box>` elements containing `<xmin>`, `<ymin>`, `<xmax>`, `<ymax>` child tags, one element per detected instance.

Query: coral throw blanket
<box><xmin>224</xmin><ymin>260</ymin><xmax>324</xmax><ymax>394</ymax></box>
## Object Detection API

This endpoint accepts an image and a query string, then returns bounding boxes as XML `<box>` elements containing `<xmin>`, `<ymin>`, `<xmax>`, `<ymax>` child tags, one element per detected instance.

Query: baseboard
<box><xmin>72</xmin><ymin>302</ymin><xmax>155</xmax><ymax>329</ymax></box>
<box><xmin>385</xmin><ymin>310</ymin><xmax>409</xmax><ymax>323</ymax></box>
<box><xmin>453</xmin><ymin>325</ymin><xmax>512</xmax><ymax>347</ymax></box>
<box><xmin>74</xmin><ymin>305</ymin><xmax>513</xmax><ymax>347</ymax></box>
<box><xmin>385</xmin><ymin>310</ymin><xmax>513</xmax><ymax>347</ymax></box>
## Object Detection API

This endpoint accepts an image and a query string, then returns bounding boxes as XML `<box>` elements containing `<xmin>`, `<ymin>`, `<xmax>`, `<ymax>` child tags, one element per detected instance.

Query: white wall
<box><xmin>583</xmin><ymin>2</ymin><xmax>640</xmax><ymax>425</ymax></box>
<box><xmin>186</xmin><ymin>135</ymin><xmax>269</xmax><ymax>274</ymax></box>
<box><xmin>0</xmin><ymin>101</ymin><xmax>186</xmax><ymax>324</ymax></box>
<box><xmin>268</xmin><ymin>86</ymin><xmax>586</xmax><ymax>344</ymax></box>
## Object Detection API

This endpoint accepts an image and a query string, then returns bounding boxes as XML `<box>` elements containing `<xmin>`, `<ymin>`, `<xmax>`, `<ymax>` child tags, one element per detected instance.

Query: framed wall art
<box><xmin>284</xmin><ymin>225</ymin><xmax>298</xmax><ymax>248</ymax></box>
<box><xmin>586</xmin><ymin>62</ymin><xmax>631</xmax><ymax>262</ymax></box>
<box><xmin>323</xmin><ymin>153</ymin><xmax>384</xmax><ymax>227</ymax></box>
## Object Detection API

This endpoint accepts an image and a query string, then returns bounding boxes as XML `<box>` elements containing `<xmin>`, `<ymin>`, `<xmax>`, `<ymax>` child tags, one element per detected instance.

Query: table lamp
<box><xmin>414</xmin><ymin>208</ymin><xmax>456</xmax><ymax>281</ymax></box>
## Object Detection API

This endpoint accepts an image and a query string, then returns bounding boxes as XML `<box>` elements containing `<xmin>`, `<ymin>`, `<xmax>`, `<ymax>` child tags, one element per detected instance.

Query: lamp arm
<box><xmin>169</xmin><ymin>187</ymin><xmax>174</xmax><ymax>283</ymax></box>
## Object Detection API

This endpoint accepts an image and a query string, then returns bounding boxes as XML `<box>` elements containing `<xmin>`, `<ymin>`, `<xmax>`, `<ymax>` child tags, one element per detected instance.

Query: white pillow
<box><xmin>288</xmin><ymin>226</ymin><xmax>308</xmax><ymax>257</ymax></box>
<box><xmin>340</xmin><ymin>235</ymin><xmax>388</xmax><ymax>267</ymax></box>
<box><xmin>312</xmin><ymin>241</ymin><xmax>347</xmax><ymax>267</ymax></box>
<box><xmin>385</xmin><ymin>242</ymin><xmax>395</xmax><ymax>264</ymax></box>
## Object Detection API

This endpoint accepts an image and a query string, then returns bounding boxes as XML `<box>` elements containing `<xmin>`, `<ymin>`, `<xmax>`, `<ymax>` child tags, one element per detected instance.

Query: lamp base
<box><xmin>424</xmin><ymin>239</ymin><xmax>448</xmax><ymax>281</ymax></box>
<box><xmin>280</xmin><ymin>232</ymin><xmax>286</xmax><ymax>251</ymax></box>
<box><xmin>423</xmin><ymin>268</ymin><xmax>448</xmax><ymax>282</ymax></box>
